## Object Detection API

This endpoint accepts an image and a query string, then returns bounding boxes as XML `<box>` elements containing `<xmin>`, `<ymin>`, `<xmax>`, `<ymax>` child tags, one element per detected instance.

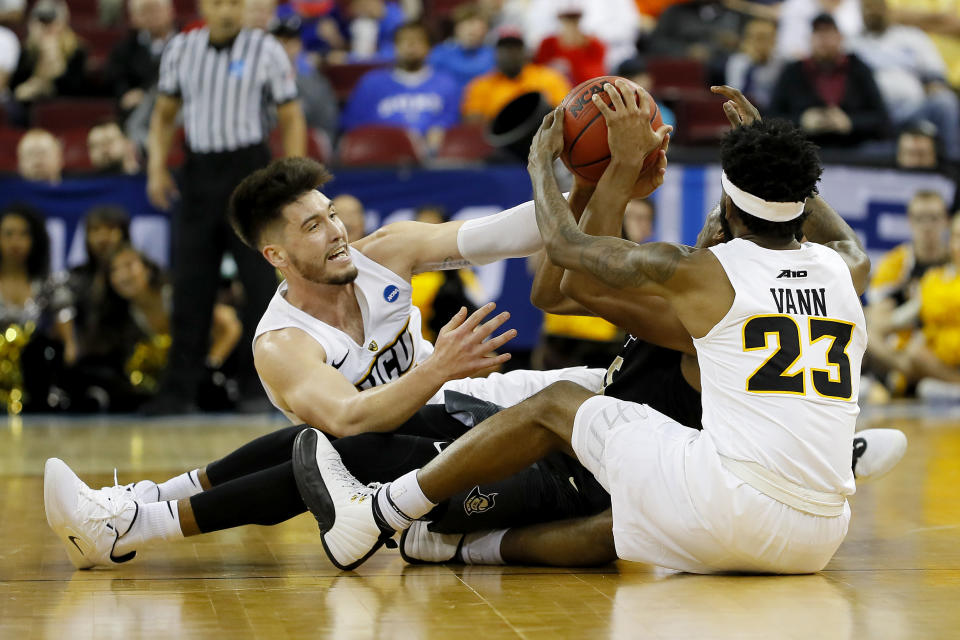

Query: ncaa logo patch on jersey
<box><xmin>383</xmin><ymin>285</ymin><xmax>400</xmax><ymax>303</ymax></box>
<box><xmin>228</xmin><ymin>60</ymin><xmax>245</xmax><ymax>77</ymax></box>
<box><xmin>463</xmin><ymin>486</ymin><xmax>497</xmax><ymax>515</ymax></box>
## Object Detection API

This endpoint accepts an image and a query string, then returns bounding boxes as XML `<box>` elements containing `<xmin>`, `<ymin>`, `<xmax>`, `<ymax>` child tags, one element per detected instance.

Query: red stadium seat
<box><xmin>0</xmin><ymin>128</ymin><xmax>23</xmax><ymax>173</ymax></box>
<box><xmin>323</xmin><ymin>62</ymin><xmax>389</xmax><ymax>102</ymax></box>
<box><xmin>646</xmin><ymin>58</ymin><xmax>707</xmax><ymax>101</ymax></box>
<box><xmin>435</xmin><ymin>123</ymin><xmax>494</xmax><ymax>163</ymax></box>
<box><xmin>32</xmin><ymin>99</ymin><xmax>118</xmax><ymax>131</ymax></box>
<box><xmin>338</xmin><ymin>125</ymin><xmax>423</xmax><ymax>167</ymax></box>
<box><xmin>675</xmin><ymin>95</ymin><xmax>733</xmax><ymax>145</ymax></box>
<box><xmin>75</xmin><ymin>24</ymin><xmax>126</xmax><ymax>59</ymax></box>
<box><xmin>59</xmin><ymin>128</ymin><xmax>93</xmax><ymax>172</ymax></box>
<box><xmin>64</xmin><ymin>0</ymin><xmax>101</xmax><ymax>19</ymax></box>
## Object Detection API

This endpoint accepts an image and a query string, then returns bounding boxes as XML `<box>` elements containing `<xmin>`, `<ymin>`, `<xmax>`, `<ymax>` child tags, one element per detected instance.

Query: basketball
<box><xmin>559</xmin><ymin>75</ymin><xmax>663</xmax><ymax>183</ymax></box>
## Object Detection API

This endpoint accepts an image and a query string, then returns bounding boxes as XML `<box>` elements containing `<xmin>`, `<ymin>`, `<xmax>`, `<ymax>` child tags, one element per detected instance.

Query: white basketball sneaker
<box><xmin>400</xmin><ymin>521</ymin><xmax>464</xmax><ymax>564</ymax></box>
<box><xmin>44</xmin><ymin>458</ymin><xmax>140</xmax><ymax>569</ymax></box>
<box><xmin>852</xmin><ymin>428</ymin><xmax>908</xmax><ymax>482</ymax></box>
<box><xmin>292</xmin><ymin>428</ymin><xmax>397</xmax><ymax>571</ymax></box>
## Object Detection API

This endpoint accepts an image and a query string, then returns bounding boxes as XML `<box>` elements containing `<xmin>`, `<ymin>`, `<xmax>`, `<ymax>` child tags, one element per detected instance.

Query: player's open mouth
<box><xmin>327</xmin><ymin>245</ymin><xmax>349</xmax><ymax>262</ymax></box>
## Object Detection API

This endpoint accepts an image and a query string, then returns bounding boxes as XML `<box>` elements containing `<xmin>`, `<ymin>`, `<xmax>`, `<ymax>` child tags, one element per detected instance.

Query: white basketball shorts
<box><xmin>571</xmin><ymin>395</ymin><xmax>851</xmax><ymax>574</ymax></box>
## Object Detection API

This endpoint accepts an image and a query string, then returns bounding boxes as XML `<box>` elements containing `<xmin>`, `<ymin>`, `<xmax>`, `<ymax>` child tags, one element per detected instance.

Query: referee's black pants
<box><xmin>165</xmin><ymin>143</ymin><xmax>275</xmax><ymax>404</ymax></box>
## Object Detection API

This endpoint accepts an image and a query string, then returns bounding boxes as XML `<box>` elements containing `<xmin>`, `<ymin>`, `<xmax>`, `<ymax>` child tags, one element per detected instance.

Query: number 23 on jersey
<box><xmin>742</xmin><ymin>314</ymin><xmax>855</xmax><ymax>400</ymax></box>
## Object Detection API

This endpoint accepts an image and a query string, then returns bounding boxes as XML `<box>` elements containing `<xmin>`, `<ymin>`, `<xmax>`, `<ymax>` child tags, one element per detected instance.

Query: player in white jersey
<box><xmin>292</xmin><ymin>81</ymin><xmax>875</xmax><ymax>573</ymax></box>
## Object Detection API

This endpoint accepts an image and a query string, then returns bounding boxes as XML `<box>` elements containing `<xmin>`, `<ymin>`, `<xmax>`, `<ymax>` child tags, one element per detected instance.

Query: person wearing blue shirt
<box><xmin>342</xmin><ymin>22</ymin><xmax>462</xmax><ymax>150</ymax></box>
<box><xmin>427</xmin><ymin>4</ymin><xmax>495</xmax><ymax>92</ymax></box>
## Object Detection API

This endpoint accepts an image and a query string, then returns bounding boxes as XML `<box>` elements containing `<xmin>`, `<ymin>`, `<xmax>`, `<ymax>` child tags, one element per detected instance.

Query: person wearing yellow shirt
<box><xmin>899</xmin><ymin>213</ymin><xmax>960</xmax><ymax>398</ymax></box>
<box><xmin>865</xmin><ymin>190</ymin><xmax>950</xmax><ymax>395</ymax></box>
<box><xmin>461</xmin><ymin>27</ymin><xmax>572</xmax><ymax>123</ymax></box>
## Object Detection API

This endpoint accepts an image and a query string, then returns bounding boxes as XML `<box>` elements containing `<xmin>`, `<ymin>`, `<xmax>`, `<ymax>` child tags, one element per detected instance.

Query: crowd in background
<box><xmin>2</xmin><ymin>0</ymin><xmax>960</xmax><ymax>413</ymax></box>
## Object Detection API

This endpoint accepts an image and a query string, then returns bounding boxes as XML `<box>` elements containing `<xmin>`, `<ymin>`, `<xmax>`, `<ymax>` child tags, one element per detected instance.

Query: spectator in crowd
<box><xmin>533</xmin><ymin>4</ymin><xmax>606</xmax><ymax>86</ymax></box>
<box><xmin>0</xmin><ymin>0</ymin><xmax>24</xmax><ymax>25</ymax></box>
<box><xmin>634</xmin><ymin>0</ymin><xmax>684</xmax><ymax>20</ymax></box>
<box><xmin>10</xmin><ymin>1</ymin><xmax>88</xmax><ymax>111</ymax></box>
<box><xmin>0</xmin><ymin>22</ymin><xmax>18</xmax><ymax>97</ymax></box>
<box><xmin>0</xmin><ymin>204</ymin><xmax>76</xmax><ymax>411</ymax></box>
<box><xmin>146</xmin><ymin>0</ymin><xmax>306</xmax><ymax>413</ymax></box>
<box><xmin>851</xmin><ymin>0</ymin><xmax>960</xmax><ymax>162</ymax></box>
<box><xmin>768</xmin><ymin>14</ymin><xmax>888</xmax><ymax>147</ymax></box>
<box><xmin>342</xmin><ymin>22</ymin><xmax>460</xmax><ymax>150</ymax></box>
<box><xmin>897</xmin><ymin>121</ymin><xmax>939</xmax><ymax>169</ymax></box>
<box><xmin>622</xmin><ymin>197</ymin><xmax>655</xmax><ymax>243</ymax></box>
<box><xmin>68</xmin><ymin>206</ymin><xmax>130</xmax><ymax>343</ymax></box>
<box><xmin>17</xmin><ymin>129</ymin><xmax>63</xmax><ymax>184</ymax></box>
<box><xmin>909</xmin><ymin>213</ymin><xmax>960</xmax><ymax>398</ymax></box>
<box><xmin>244</xmin><ymin>0</ymin><xmax>276</xmax><ymax>30</ymax></box>
<box><xmin>269</xmin><ymin>15</ymin><xmax>339</xmax><ymax>142</ymax></box>
<box><xmin>409</xmin><ymin>205</ymin><xmax>485</xmax><ymax>341</ymax></box>
<box><xmin>75</xmin><ymin>245</ymin><xmax>243</xmax><ymax>410</ymax></box>
<box><xmin>427</xmin><ymin>3</ymin><xmax>495</xmax><ymax>92</ymax></box>
<box><xmin>725</xmin><ymin>18</ymin><xmax>783</xmax><ymax>111</ymax></box>
<box><xmin>331</xmin><ymin>194</ymin><xmax>367</xmax><ymax>241</ymax></box>
<box><xmin>647</xmin><ymin>0</ymin><xmax>745</xmax><ymax>63</ymax></box>
<box><xmin>615</xmin><ymin>57</ymin><xmax>676</xmax><ymax>129</ymax></box>
<box><xmin>106</xmin><ymin>0</ymin><xmax>178</xmax><ymax>125</ymax></box>
<box><xmin>776</xmin><ymin>0</ymin><xmax>862</xmax><ymax>61</ymax></box>
<box><xmin>88</xmin><ymin>122</ymin><xmax>141</xmax><ymax>175</ymax></box>
<box><xmin>888</xmin><ymin>1</ymin><xmax>960</xmax><ymax>88</ymax></box>
<box><xmin>316</xmin><ymin>0</ymin><xmax>406</xmax><ymax>63</ymax></box>
<box><xmin>865</xmin><ymin>190</ymin><xmax>950</xmax><ymax>395</ymax></box>
<box><xmin>462</xmin><ymin>27</ymin><xmax>570</xmax><ymax>123</ymax></box>
<box><xmin>522</xmin><ymin>0</ymin><xmax>638</xmax><ymax>69</ymax></box>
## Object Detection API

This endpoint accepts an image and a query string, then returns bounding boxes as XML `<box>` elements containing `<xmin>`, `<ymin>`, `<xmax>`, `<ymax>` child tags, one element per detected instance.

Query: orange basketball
<box><xmin>559</xmin><ymin>75</ymin><xmax>663</xmax><ymax>183</ymax></box>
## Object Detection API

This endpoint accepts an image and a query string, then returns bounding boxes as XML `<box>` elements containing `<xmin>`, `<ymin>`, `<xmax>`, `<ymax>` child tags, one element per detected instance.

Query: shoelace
<box><xmin>81</xmin><ymin>469</ymin><xmax>138</xmax><ymax>524</ymax></box>
<box><xmin>327</xmin><ymin>456</ymin><xmax>382</xmax><ymax>501</ymax></box>
<box><xmin>99</xmin><ymin>469</ymin><xmax>136</xmax><ymax>503</ymax></box>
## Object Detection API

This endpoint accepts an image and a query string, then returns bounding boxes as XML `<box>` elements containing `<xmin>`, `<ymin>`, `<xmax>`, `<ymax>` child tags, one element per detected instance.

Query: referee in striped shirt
<box><xmin>146</xmin><ymin>0</ymin><xmax>306</xmax><ymax>413</ymax></box>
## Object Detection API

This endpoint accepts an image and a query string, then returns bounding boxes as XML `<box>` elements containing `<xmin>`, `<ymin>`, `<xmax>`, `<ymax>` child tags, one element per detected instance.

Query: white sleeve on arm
<box><xmin>455</xmin><ymin>193</ymin><xmax>569</xmax><ymax>266</ymax></box>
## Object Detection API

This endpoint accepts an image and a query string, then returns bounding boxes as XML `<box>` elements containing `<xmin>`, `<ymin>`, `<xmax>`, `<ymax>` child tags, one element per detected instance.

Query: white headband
<box><xmin>720</xmin><ymin>172</ymin><xmax>805</xmax><ymax>222</ymax></box>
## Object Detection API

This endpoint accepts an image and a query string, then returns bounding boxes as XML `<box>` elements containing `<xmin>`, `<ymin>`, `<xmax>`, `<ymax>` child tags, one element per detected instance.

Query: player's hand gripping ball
<box><xmin>559</xmin><ymin>75</ymin><xmax>663</xmax><ymax>183</ymax></box>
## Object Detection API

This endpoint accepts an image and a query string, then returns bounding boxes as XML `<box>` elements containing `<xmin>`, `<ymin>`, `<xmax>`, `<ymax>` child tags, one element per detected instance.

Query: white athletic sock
<box><xmin>459</xmin><ymin>529</ymin><xmax>508</xmax><ymax>565</ymax></box>
<box><xmin>377</xmin><ymin>470</ymin><xmax>437</xmax><ymax>531</ymax></box>
<box><xmin>155</xmin><ymin>469</ymin><xmax>203</xmax><ymax>501</ymax></box>
<box><xmin>131</xmin><ymin>480</ymin><xmax>161</xmax><ymax>502</ymax></box>
<box><xmin>114</xmin><ymin>500</ymin><xmax>184</xmax><ymax>555</ymax></box>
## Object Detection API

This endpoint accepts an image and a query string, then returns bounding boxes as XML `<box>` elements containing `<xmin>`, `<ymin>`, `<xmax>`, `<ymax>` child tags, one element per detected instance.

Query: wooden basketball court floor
<box><xmin>1</xmin><ymin>409</ymin><xmax>958</xmax><ymax>639</ymax></box>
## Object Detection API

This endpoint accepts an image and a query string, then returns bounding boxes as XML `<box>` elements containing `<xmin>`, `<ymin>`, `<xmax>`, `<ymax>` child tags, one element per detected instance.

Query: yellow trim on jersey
<box><xmin>742</xmin><ymin>314</ymin><xmax>806</xmax><ymax>396</ymax></box>
<box><xmin>808</xmin><ymin>317</ymin><xmax>856</xmax><ymax>401</ymax></box>
<box><xmin>353</xmin><ymin>318</ymin><xmax>413</xmax><ymax>388</ymax></box>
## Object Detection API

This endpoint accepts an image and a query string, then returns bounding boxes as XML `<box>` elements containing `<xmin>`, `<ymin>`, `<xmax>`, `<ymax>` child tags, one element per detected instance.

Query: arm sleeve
<box><xmin>264</xmin><ymin>34</ymin><xmax>299</xmax><ymax>104</ymax></box>
<box><xmin>460</xmin><ymin>76</ymin><xmax>485</xmax><ymax>118</ymax></box>
<box><xmin>157</xmin><ymin>33</ymin><xmax>185</xmax><ymax>97</ymax></box>
<box><xmin>53</xmin><ymin>48</ymin><xmax>89</xmax><ymax>96</ymax></box>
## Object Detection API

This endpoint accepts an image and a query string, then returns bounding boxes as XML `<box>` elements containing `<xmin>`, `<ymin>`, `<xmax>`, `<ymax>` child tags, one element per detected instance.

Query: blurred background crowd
<box><xmin>0</xmin><ymin>0</ymin><xmax>959</xmax><ymax>415</ymax></box>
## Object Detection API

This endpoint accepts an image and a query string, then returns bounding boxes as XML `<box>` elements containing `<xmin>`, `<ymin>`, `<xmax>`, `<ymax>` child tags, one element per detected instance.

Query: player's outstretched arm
<box><xmin>802</xmin><ymin>195</ymin><xmax>871</xmax><ymax>295</ymax></box>
<box><xmin>254</xmin><ymin>304</ymin><xmax>515</xmax><ymax>437</ymax></box>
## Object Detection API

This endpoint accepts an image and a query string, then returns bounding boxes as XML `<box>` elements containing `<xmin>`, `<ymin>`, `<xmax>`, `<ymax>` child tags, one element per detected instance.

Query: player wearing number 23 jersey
<box><xmin>695</xmin><ymin>238</ymin><xmax>866</xmax><ymax>496</ymax></box>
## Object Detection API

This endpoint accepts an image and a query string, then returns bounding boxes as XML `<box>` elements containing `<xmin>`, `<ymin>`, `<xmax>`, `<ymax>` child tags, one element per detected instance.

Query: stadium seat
<box><xmin>59</xmin><ymin>129</ymin><xmax>93</xmax><ymax>172</ymax></box>
<box><xmin>338</xmin><ymin>125</ymin><xmax>423</xmax><ymax>167</ymax></box>
<box><xmin>647</xmin><ymin>58</ymin><xmax>707</xmax><ymax>101</ymax></box>
<box><xmin>32</xmin><ymin>99</ymin><xmax>118</xmax><ymax>131</ymax></box>
<box><xmin>0</xmin><ymin>128</ymin><xmax>23</xmax><ymax>173</ymax></box>
<box><xmin>323</xmin><ymin>62</ymin><xmax>389</xmax><ymax>102</ymax></box>
<box><xmin>435</xmin><ymin>123</ymin><xmax>494</xmax><ymax>163</ymax></box>
<box><xmin>675</xmin><ymin>95</ymin><xmax>733</xmax><ymax>145</ymax></box>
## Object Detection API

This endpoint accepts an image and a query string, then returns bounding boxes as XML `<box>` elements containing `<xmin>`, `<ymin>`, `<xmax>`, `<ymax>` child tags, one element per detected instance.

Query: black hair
<box><xmin>84</xmin><ymin>205</ymin><xmax>130</xmax><ymax>236</ymax></box>
<box><xmin>394</xmin><ymin>20</ymin><xmax>431</xmax><ymax>45</ymax></box>
<box><xmin>228</xmin><ymin>158</ymin><xmax>334</xmax><ymax>249</ymax></box>
<box><xmin>0</xmin><ymin>203</ymin><xmax>51</xmax><ymax>279</ymax></box>
<box><xmin>415</xmin><ymin>204</ymin><xmax>448</xmax><ymax>222</ymax></box>
<box><xmin>720</xmin><ymin>119</ymin><xmax>821</xmax><ymax>241</ymax></box>
<box><xmin>812</xmin><ymin>12</ymin><xmax>838</xmax><ymax>30</ymax></box>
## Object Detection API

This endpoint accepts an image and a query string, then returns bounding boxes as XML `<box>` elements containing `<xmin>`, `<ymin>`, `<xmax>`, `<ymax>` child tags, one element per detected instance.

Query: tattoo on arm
<box><xmin>420</xmin><ymin>256</ymin><xmax>474</xmax><ymax>271</ymax></box>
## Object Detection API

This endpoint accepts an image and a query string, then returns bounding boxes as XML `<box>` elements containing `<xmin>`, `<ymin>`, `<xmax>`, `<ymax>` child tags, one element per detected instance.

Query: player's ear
<box><xmin>263</xmin><ymin>244</ymin><xmax>287</xmax><ymax>269</ymax></box>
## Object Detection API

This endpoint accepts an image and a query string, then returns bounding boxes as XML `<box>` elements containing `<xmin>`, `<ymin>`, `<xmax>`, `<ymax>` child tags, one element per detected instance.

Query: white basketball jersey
<box><xmin>254</xmin><ymin>249</ymin><xmax>433</xmax><ymax>420</ymax></box>
<box><xmin>692</xmin><ymin>238</ymin><xmax>867</xmax><ymax>495</ymax></box>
